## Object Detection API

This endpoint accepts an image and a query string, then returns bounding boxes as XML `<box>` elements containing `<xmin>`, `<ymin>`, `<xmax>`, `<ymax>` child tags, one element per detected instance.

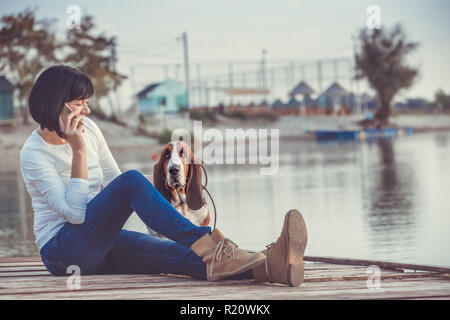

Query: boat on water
<box><xmin>311</xmin><ymin>127</ymin><xmax>413</xmax><ymax>141</ymax></box>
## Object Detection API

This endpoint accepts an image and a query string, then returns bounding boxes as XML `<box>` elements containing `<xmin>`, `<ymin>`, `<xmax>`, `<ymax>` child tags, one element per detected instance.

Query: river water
<box><xmin>1</xmin><ymin>131</ymin><xmax>450</xmax><ymax>267</ymax></box>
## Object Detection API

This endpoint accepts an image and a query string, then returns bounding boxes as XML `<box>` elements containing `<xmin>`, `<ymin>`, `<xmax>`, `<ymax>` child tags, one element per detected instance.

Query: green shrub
<box><xmin>226</xmin><ymin>110</ymin><xmax>248</xmax><ymax>120</ymax></box>
<box><xmin>189</xmin><ymin>109</ymin><xmax>217</xmax><ymax>122</ymax></box>
<box><xmin>224</xmin><ymin>110</ymin><xmax>279</xmax><ymax>122</ymax></box>
<box><xmin>254</xmin><ymin>112</ymin><xmax>279</xmax><ymax>122</ymax></box>
<box><xmin>158</xmin><ymin>128</ymin><xmax>173</xmax><ymax>144</ymax></box>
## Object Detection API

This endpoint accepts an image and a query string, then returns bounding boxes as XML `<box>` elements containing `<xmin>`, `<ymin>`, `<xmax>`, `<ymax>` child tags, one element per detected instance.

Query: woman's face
<box><xmin>62</xmin><ymin>98</ymin><xmax>91</xmax><ymax>120</ymax></box>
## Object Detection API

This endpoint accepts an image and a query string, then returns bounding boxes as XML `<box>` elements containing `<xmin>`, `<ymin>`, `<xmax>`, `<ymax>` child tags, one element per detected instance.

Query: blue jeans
<box><xmin>40</xmin><ymin>169</ymin><xmax>252</xmax><ymax>280</ymax></box>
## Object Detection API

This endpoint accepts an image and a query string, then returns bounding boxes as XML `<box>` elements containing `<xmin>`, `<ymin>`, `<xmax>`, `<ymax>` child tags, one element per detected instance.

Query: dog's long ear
<box><xmin>186</xmin><ymin>156</ymin><xmax>206</xmax><ymax>210</ymax></box>
<box><xmin>153</xmin><ymin>156</ymin><xmax>172</xmax><ymax>202</ymax></box>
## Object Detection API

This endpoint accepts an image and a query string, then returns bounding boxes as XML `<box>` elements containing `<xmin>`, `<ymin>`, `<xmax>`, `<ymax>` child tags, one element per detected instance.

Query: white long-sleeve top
<box><xmin>19</xmin><ymin>116</ymin><xmax>122</xmax><ymax>250</ymax></box>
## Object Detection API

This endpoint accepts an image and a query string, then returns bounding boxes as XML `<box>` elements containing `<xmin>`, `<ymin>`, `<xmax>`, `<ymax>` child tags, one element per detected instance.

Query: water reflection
<box><xmin>364</xmin><ymin>138</ymin><xmax>418</xmax><ymax>261</ymax></box>
<box><xmin>1</xmin><ymin>132</ymin><xmax>450</xmax><ymax>266</ymax></box>
<box><xmin>0</xmin><ymin>166</ymin><xmax>37</xmax><ymax>257</ymax></box>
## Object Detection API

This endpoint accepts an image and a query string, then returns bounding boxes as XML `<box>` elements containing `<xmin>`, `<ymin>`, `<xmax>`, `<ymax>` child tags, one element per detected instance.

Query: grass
<box><xmin>188</xmin><ymin>109</ymin><xmax>218</xmax><ymax>123</ymax></box>
<box><xmin>224</xmin><ymin>110</ymin><xmax>279</xmax><ymax>122</ymax></box>
<box><xmin>185</xmin><ymin>108</ymin><xmax>279</xmax><ymax>123</ymax></box>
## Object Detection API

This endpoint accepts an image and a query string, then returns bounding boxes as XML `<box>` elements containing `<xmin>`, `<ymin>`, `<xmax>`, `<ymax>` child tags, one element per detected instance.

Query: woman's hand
<box><xmin>59</xmin><ymin>111</ymin><xmax>86</xmax><ymax>152</ymax></box>
<box><xmin>60</xmin><ymin>110</ymin><xmax>88</xmax><ymax>180</ymax></box>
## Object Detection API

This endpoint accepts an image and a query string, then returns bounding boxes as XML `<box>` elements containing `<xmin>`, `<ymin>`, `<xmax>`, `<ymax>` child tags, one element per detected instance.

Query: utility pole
<box><xmin>300</xmin><ymin>65</ymin><xmax>305</xmax><ymax>81</ymax></box>
<box><xmin>351</xmin><ymin>34</ymin><xmax>362</xmax><ymax>113</ymax></box>
<box><xmin>164</xmin><ymin>65</ymin><xmax>169</xmax><ymax>80</ymax></box>
<box><xmin>289</xmin><ymin>60</ymin><xmax>295</xmax><ymax>88</ymax></box>
<box><xmin>261</xmin><ymin>49</ymin><xmax>267</xmax><ymax>104</ymax></box>
<box><xmin>333</xmin><ymin>59</ymin><xmax>338</xmax><ymax>83</ymax></box>
<box><xmin>260</xmin><ymin>49</ymin><xmax>267</xmax><ymax>88</ymax></box>
<box><xmin>182</xmin><ymin>32</ymin><xmax>190</xmax><ymax>109</ymax></box>
<box><xmin>130</xmin><ymin>65</ymin><xmax>136</xmax><ymax>98</ymax></box>
<box><xmin>228</xmin><ymin>62</ymin><xmax>234</xmax><ymax>88</ymax></box>
<box><xmin>197</xmin><ymin>64</ymin><xmax>202</xmax><ymax>107</ymax></box>
<box><xmin>317</xmin><ymin>60</ymin><xmax>323</xmax><ymax>93</ymax></box>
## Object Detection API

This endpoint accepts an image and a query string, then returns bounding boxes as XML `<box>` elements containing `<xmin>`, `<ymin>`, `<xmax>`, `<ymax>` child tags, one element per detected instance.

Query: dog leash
<box><xmin>200</xmin><ymin>162</ymin><xmax>218</xmax><ymax>230</ymax></box>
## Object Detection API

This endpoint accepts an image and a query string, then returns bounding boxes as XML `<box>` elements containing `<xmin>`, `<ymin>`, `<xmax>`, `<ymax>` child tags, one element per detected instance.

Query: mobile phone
<box><xmin>64</xmin><ymin>103</ymin><xmax>84</xmax><ymax>125</ymax></box>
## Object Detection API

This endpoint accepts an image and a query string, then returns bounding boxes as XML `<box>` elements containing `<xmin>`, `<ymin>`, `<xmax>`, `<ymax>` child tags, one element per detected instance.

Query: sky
<box><xmin>1</xmin><ymin>0</ymin><xmax>449</xmax><ymax>110</ymax></box>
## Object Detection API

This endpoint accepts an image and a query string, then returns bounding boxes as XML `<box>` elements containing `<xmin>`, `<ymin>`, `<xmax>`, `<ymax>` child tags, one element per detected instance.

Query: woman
<box><xmin>20</xmin><ymin>65</ymin><xmax>308</xmax><ymax>286</ymax></box>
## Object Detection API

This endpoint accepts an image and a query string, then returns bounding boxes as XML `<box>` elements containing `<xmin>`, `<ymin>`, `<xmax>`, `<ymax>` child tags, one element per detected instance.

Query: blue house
<box><xmin>0</xmin><ymin>76</ymin><xmax>14</xmax><ymax>122</ymax></box>
<box><xmin>270</xmin><ymin>99</ymin><xmax>285</xmax><ymax>109</ymax></box>
<box><xmin>348</xmin><ymin>93</ymin><xmax>378</xmax><ymax>112</ymax></box>
<box><xmin>137</xmin><ymin>78</ymin><xmax>186</xmax><ymax>114</ymax></box>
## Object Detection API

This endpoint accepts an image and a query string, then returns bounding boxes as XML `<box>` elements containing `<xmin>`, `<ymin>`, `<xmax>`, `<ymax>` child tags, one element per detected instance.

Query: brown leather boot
<box><xmin>191</xmin><ymin>229</ymin><xmax>266</xmax><ymax>281</ymax></box>
<box><xmin>253</xmin><ymin>209</ymin><xmax>308</xmax><ymax>286</ymax></box>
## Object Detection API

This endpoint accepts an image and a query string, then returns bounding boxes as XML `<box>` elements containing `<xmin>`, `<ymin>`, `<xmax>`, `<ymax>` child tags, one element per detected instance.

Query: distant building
<box><xmin>395</xmin><ymin>98</ymin><xmax>432</xmax><ymax>112</ymax></box>
<box><xmin>0</xmin><ymin>76</ymin><xmax>14</xmax><ymax>122</ymax></box>
<box><xmin>289</xmin><ymin>81</ymin><xmax>315</xmax><ymax>112</ymax></box>
<box><xmin>347</xmin><ymin>93</ymin><xmax>377</xmax><ymax>112</ymax></box>
<box><xmin>322</xmin><ymin>82</ymin><xmax>348</xmax><ymax>112</ymax></box>
<box><xmin>406</xmin><ymin>98</ymin><xmax>432</xmax><ymax>109</ymax></box>
<box><xmin>136</xmin><ymin>78</ymin><xmax>186</xmax><ymax>114</ymax></box>
<box><xmin>290</xmin><ymin>81</ymin><xmax>314</xmax><ymax>98</ymax></box>
<box><xmin>286</xmin><ymin>97</ymin><xmax>301</xmax><ymax>108</ymax></box>
<box><xmin>270</xmin><ymin>99</ymin><xmax>285</xmax><ymax>109</ymax></box>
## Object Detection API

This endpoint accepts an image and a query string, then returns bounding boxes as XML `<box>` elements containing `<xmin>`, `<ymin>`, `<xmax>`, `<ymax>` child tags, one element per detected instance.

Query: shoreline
<box><xmin>1</xmin><ymin>114</ymin><xmax>450</xmax><ymax>154</ymax></box>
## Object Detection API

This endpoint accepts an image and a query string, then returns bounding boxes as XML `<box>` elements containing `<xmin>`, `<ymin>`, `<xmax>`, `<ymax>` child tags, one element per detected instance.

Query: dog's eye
<box><xmin>165</xmin><ymin>152</ymin><xmax>170</xmax><ymax>159</ymax></box>
<box><xmin>179</xmin><ymin>149</ymin><xmax>185</xmax><ymax>157</ymax></box>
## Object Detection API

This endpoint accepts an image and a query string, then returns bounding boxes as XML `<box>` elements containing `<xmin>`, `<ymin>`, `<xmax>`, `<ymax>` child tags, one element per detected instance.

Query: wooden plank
<box><xmin>0</xmin><ymin>257</ymin><xmax>449</xmax><ymax>300</ymax></box>
<box><xmin>2</xmin><ymin>278</ymin><xmax>450</xmax><ymax>300</ymax></box>
<box><xmin>304</xmin><ymin>256</ymin><xmax>450</xmax><ymax>273</ymax></box>
<box><xmin>0</xmin><ymin>260</ymin><xmax>439</xmax><ymax>282</ymax></box>
<box><xmin>0</xmin><ymin>260</ymin><xmax>398</xmax><ymax>273</ymax></box>
<box><xmin>3</xmin><ymin>256</ymin><xmax>447</xmax><ymax>273</ymax></box>
<box><xmin>403</xmin><ymin>296</ymin><xmax>450</xmax><ymax>300</ymax></box>
<box><xmin>0</xmin><ymin>264</ymin><xmax>407</xmax><ymax>282</ymax></box>
<box><xmin>0</xmin><ymin>271</ymin><xmax>51</xmax><ymax>278</ymax></box>
<box><xmin>0</xmin><ymin>257</ymin><xmax>42</xmax><ymax>263</ymax></box>
<box><xmin>0</xmin><ymin>266</ymin><xmax>47</xmax><ymax>272</ymax></box>
<box><xmin>1</xmin><ymin>273</ymin><xmax>445</xmax><ymax>298</ymax></box>
<box><xmin>0</xmin><ymin>262</ymin><xmax>44</xmax><ymax>268</ymax></box>
<box><xmin>0</xmin><ymin>269</ymin><xmax>436</xmax><ymax>285</ymax></box>
<box><xmin>1</xmin><ymin>284</ymin><xmax>448</xmax><ymax>300</ymax></box>
<box><xmin>0</xmin><ymin>268</ymin><xmax>435</xmax><ymax>289</ymax></box>
<box><xmin>0</xmin><ymin>272</ymin><xmax>448</xmax><ymax>297</ymax></box>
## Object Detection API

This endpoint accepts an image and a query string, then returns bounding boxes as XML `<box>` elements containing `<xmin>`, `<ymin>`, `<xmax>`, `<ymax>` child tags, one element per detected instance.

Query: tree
<box><xmin>0</xmin><ymin>9</ymin><xmax>127</xmax><ymax>124</ymax></box>
<box><xmin>0</xmin><ymin>8</ymin><xmax>60</xmax><ymax>123</ymax></box>
<box><xmin>354</xmin><ymin>24</ymin><xmax>419</xmax><ymax>126</ymax></box>
<box><xmin>434</xmin><ymin>89</ymin><xmax>450</xmax><ymax>112</ymax></box>
<box><xmin>64</xmin><ymin>15</ymin><xmax>126</xmax><ymax>120</ymax></box>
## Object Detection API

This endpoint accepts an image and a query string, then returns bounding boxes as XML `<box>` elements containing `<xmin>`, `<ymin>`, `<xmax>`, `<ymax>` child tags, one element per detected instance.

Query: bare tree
<box><xmin>0</xmin><ymin>10</ymin><xmax>127</xmax><ymax>125</ymax></box>
<box><xmin>355</xmin><ymin>24</ymin><xmax>419</xmax><ymax>127</ymax></box>
<box><xmin>64</xmin><ymin>15</ymin><xmax>126</xmax><ymax>121</ymax></box>
<box><xmin>0</xmin><ymin>8</ymin><xmax>60</xmax><ymax>124</ymax></box>
<box><xmin>435</xmin><ymin>89</ymin><xmax>450</xmax><ymax>112</ymax></box>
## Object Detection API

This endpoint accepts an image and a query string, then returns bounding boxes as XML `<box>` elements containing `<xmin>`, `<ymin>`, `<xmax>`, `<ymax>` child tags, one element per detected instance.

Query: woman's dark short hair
<box><xmin>29</xmin><ymin>65</ymin><xmax>94</xmax><ymax>138</ymax></box>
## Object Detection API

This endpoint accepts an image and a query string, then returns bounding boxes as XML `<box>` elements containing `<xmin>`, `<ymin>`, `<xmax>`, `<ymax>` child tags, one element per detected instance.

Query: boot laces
<box><xmin>264</xmin><ymin>242</ymin><xmax>275</xmax><ymax>282</ymax></box>
<box><xmin>209</xmin><ymin>238</ymin><xmax>237</xmax><ymax>276</ymax></box>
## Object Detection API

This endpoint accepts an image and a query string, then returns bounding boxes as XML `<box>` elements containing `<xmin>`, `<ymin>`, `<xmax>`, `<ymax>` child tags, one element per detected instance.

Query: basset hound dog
<box><xmin>147</xmin><ymin>140</ymin><xmax>210</xmax><ymax>237</ymax></box>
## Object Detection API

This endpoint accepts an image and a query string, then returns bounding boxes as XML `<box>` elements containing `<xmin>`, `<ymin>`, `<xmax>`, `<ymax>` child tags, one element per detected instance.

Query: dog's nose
<box><xmin>169</xmin><ymin>165</ymin><xmax>180</xmax><ymax>176</ymax></box>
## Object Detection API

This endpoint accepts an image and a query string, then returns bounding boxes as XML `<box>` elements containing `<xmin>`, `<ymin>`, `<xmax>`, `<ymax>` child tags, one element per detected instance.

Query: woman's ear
<box><xmin>153</xmin><ymin>156</ymin><xmax>172</xmax><ymax>202</ymax></box>
<box><xmin>186</xmin><ymin>156</ymin><xmax>206</xmax><ymax>210</ymax></box>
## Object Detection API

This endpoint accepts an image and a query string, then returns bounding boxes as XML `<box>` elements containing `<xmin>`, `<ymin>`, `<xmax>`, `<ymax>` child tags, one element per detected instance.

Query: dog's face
<box><xmin>165</xmin><ymin>141</ymin><xmax>190</xmax><ymax>189</ymax></box>
<box><xmin>153</xmin><ymin>141</ymin><xmax>206</xmax><ymax>211</ymax></box>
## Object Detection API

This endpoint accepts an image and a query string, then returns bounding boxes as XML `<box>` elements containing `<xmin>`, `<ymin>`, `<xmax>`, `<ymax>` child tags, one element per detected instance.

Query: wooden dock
<box><xmin>1</xmin><ymin>256</ymin><xmax>449</xmax><ymax>300</ymax></box>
